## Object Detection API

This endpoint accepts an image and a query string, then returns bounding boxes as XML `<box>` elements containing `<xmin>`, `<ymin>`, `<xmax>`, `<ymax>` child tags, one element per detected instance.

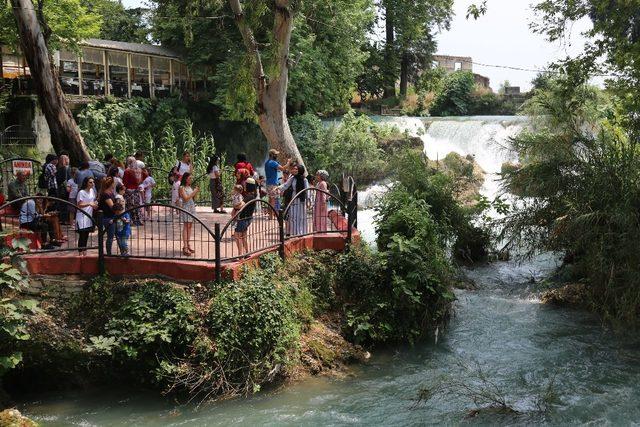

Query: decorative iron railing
<box><xmin>1</xmin><ymin>179</ymin><xmax>358</xmax><ymax>282</ymax></box>
<box><xmin>0</xmin><ymin>196</ymin><xmax>98</xmax><ymax>254</ymax></box>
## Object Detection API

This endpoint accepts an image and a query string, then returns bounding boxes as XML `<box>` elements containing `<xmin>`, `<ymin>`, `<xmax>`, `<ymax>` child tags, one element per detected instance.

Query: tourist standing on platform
<box><xmin>98</xmin><ymin>177</ymin><xmax>117</xmax><ymax>255</ymax></box>
<box><xmin>207</xmin><ymin>155</ymin><xmax>226</xmax><ymax>213</ymax></box>
<box><xmin>264</xmin><ymin>149</ymin><xmax>290</xmax><ymax>218</ymax></box>
<box><xmin>107</xmin><ymin>165</ymin><xmax>123</xmax><ymax>187</ymax></box>
<box><xmin>66</xmin><ymin>168</ymin><xmax>78</xmax><ymax>224</ymax></box>
<box><xmin>279</xmin><ymin>164</ymin><xmax>308</xmax><ymax>236</ymax></box>
<box><xmin>56</xmin><ymin>154</ymin><xmax>71</xmax><ymax>223</ymax></box>
<box><xmin>178</xmin><ymin>172</ymin><xmax>199</xmax><ymax>256</ymax></box>
<box><xmin>76</xmin><ymin>177</ymin><xmax>97</xmax><ymax>255</ymax></box>
<box><xmin>175</xmin><ymin>151</ymin><xmax>193</xmax><ymax>178</ymax></box>
<box><xmin>140</xmin><ymin>168</ymin><xmax>156</xmax><ymax>217</ymax></box>
<box><xmin>74</xmin><ymin>162</ymin><xmax>95</xmax><ymax>190</ymax></box>
<box><xmin>314</xmin><ymin>170</ymin><xmax>329</xmax><ymax>232</ymax></box>
<box><xmin>114</xmin><ymin>184</ymin><xmax>131</xmax><ymax>255</ymax></box>
<box><xmin>234</xmin><ymin>152</ymin><xmax>255</xmax><ymax>176</ymax></box>
<box><xmin>123</xmin><ymin>157</ymin><xmax>143</xmax><ymax>225</ymax></box>
<box><xmin>44</xmin><ymin>154</ymin><xmax>58</xmax><ymax>198</ymax></box>
<box><xmin>235</xmin><ymin>168</ymin><xmax>250</xmax><ymax>187</ymax></box>
<box><xmin>233</xmin><ymin>178</ymin><xmax>258</xmax><ymax>255</ymax></box>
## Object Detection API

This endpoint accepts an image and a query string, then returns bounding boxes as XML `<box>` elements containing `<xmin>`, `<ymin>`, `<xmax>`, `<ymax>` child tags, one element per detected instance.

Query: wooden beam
<box><xmin>148</xmin><ymin>56</ymin><xmax>153</xmax><ymax>99</ymax></box>
<box><xmin>126</xmin><ymin>53</ymin><xmax>131</xmax><ymax>98</ymax></box>
<box><xmin>77</xmin><ymin>55</ymin><xmax>83</xmax><ymax>96</ymax></box>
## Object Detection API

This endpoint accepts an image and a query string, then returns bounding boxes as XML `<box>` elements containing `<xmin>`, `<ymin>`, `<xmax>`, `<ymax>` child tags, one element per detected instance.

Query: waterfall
<box><xmin>371</xmin><ymin>115</ymin><xmax>526</xmax><ymax>198</ymax></box>
<box><xmin>346</xmin><ymin>115</ymin><xmax>528</xmax><ymax>243</ymax></box>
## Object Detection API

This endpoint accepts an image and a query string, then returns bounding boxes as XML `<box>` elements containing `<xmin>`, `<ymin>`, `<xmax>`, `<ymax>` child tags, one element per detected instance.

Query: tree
<box><xmin>82</xmin><ymin>0</ymin><xmax>149</xmax><ymax>43</ymax></box>
<box><xmin>5</xmin><ymin>0</ymin><xmax>98</xmax><ymax>163</ymax></box>
<box><xmin>429</xmin><ymin>70</ymin><xmax>475</xmax><ymax>116</ymax></box>
<box><xmin>379</xmin><ymin>0</ymin><xmax>453</xmax><ymax>98</ymax></box>
<box><xmin>152</xmin><ymin>0</ymin><xmax>374</xmax><ymax>163</ymax></box>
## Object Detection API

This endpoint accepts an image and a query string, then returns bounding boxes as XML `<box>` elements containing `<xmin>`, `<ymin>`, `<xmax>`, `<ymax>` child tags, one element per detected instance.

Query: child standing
<box><xmin>114</xmin><ymin>184</ymin><xmax>131</xmax><ymax>255</ymax></box>
<box><xmin>230</xmin><ymin>184</ymin><xmax>245</xmax><ymax>217</ymax></box>
<box><xmin>140</xmin><ymin>168</ymin><xmax>156</xmax><ymax>217</ymax></box>
<box><xmin>66</xmin><ymin>167</ymin><xmax>79</xmax><ymax>224</ymax></box>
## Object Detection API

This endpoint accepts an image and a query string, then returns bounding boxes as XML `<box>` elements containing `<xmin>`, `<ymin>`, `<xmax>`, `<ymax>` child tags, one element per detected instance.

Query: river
<box><xmin>18</xmin><ymin>116</ymin><xmax>640</xmax><ymax>425</ymax></box>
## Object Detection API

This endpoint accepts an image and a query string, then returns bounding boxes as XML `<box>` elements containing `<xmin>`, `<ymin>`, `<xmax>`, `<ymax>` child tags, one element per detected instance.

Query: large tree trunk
<box><xmin>229</xmin><ymin>0</ymin><xmax>303</xmax><ymax>166</ymax></box>
<box><xmin>399</xmin><ymin>50</ymin><xmax>409</xmax><ymax>97</ymax></box>
<box><xmin>11</xmin><ymin>0</ymin><xmax>90</xmax><ymax>164</ymax></box>
<box><xmin>383</xmin><ymin>0</ymin><xmax>396</xmax><ymax>99</ymax></box>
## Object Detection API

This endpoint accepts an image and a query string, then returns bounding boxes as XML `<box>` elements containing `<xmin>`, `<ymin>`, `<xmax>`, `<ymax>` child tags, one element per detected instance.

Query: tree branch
<box><xmin>228</xmin><ymin>0</ymin><xmax>266</xmax><ymax>91</ymax></box>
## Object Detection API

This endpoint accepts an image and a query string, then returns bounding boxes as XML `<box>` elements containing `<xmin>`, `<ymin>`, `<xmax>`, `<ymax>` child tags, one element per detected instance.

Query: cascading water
<box><xmin>357</xmin><ymin>116</ymin><xmax>526</xmax><ymax>243</ymax></box>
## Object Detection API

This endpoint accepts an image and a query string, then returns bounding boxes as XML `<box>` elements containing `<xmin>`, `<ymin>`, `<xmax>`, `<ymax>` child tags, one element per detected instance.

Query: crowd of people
<box><xmin>3</xmin><ymin>148</ymin><xmax>336</xmax><ymax>257</ymax></box>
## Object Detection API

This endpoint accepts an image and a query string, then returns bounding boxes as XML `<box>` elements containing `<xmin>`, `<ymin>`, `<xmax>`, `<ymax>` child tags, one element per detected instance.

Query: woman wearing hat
<box><xmin>314</xmin><ymin>170</ymin><xmax>329</xmax><ymax>232</ymax></box>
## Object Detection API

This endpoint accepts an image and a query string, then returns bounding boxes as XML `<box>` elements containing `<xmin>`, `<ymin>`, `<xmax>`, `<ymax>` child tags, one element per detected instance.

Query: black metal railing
<box><xmin>0</xmin><ymin>196</ymin><xmax>99</xmax><ymax>254</ymax></box>
<box><xmin>103</xmin><ymin>203</ymin><xmax>217</xmax><ymax>262</ymax></box>
<box><xmin>219</xmin><ymin>199</ymin><xmax>282</xmax><ymax>262</ymax></box>
<box><xmin>0</xmin><ymin>126</ymin><xmax>37</xmax><ymax>147</ymax></box>
<box><xmin>7</xmin><ymin>178</ymin><xmax>358</xmax><ymax>281</ymax></box>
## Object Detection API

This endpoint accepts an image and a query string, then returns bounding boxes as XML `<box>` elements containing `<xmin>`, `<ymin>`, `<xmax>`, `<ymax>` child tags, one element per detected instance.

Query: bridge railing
<box><xmin>0</xmin><ymin>196</ymin><xmax>99</xmax><ymax>254</ymax></box>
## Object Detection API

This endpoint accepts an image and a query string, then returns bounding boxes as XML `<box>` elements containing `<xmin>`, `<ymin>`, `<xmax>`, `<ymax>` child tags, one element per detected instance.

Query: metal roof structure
<box><xmin>81</xmin><ymin>38</ymin><xmax>181</xmax><ymax>60</ymax></box>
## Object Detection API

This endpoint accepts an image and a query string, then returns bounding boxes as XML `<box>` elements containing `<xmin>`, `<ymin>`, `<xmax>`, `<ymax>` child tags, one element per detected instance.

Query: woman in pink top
<box><xmin>313</xmin><ymin>170</ymin><xmax>329</xmax><ymax>232</ymax></box>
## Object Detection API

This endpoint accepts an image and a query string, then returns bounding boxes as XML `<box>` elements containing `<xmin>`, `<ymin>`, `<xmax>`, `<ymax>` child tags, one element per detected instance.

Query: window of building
<box><xmin>108</xmin><ymin>51</ymin><xmax>128</xmax><ymax>97</ymax></box>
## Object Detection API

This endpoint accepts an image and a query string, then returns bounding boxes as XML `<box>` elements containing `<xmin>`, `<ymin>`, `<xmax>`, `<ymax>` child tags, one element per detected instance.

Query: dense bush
<box><xmin>206</xmin><ymin>271</ymin><xmax>299</xmax><ymax>386</ymax></box>
<box><xmin>429</xmin><ymin>71</ymin><xmax>475</xmax><ymax>116</ymax></box>
<box><xmin>499</xmin><ymin>76</ymin><xmax>640</xmax><ymax>323</ymax></box>
<box><xmin>338</xmin><ymin>187</ymin><xmax>455</xmax><ymax>343</ymax></box>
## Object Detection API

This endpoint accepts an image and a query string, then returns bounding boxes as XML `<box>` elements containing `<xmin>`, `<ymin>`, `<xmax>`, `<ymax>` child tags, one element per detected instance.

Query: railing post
<box><xmin>214</xmin><ymin>222</ymin><xmax>221</xmax><ymax>282</ymax></box>
<box><xmin>96</xmin><ymin>210</ymin><xmax>105</xmax><ymax>275</ymax></box>
<box><xmin>346</xmin><ymin>206</ymin><xmax>352</xmax><ymax>251</ymax></box>
<box><xmin>278</xmin><ymin>208</ymin><xmax>285</xmax><ymax>260</ymax></box>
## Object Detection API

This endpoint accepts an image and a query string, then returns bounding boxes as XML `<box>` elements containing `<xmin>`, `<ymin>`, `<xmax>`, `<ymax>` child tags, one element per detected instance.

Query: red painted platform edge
<box><xmin>24</xmin><ymin>230</ymin><xmax>360</xmax><ymax>283</ymax></box>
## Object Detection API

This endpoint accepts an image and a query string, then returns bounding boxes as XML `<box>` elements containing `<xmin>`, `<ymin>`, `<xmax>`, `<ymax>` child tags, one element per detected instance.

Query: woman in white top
<box><xmin>278</xmin><ymin>164</ymin><xmax>309</xmax><ymax>236</ymax></box>
<box><xmin>207</xmin><ymin>155</ymin><xmax>226</xmax><ymax>213</ymax></box>
<box><xmin>176</xmin><ymin>151</ymin><xmax>193</xmax><ymax>178</ymax></box>
<box><xmin>76</xmin><ymin>176</ymin><xmax>98</xmax><ymax>255</ymax></box>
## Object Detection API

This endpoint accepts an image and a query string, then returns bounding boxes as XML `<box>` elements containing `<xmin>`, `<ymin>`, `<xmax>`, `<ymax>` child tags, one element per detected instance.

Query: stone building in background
<box><xmin>432</xmin><ymin>54</ymin><xmax>491</xmax><ymax>90</ymax></box>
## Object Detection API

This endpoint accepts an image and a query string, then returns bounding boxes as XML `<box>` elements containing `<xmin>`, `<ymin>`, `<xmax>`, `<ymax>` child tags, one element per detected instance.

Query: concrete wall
<box><xmin>433</xmin><ymin>55</ymin><xmax>473</xmax><ymax>73</ymax></box>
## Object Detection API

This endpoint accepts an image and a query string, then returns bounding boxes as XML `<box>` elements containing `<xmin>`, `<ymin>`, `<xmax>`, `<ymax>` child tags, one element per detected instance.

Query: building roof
<box><xmin>81</xmin><ymin>39</ymin><xmax>182</xmax><ymax>60</ymax></box>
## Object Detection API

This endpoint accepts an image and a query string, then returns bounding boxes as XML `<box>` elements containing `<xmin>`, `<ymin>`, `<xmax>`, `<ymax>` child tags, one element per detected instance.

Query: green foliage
<box><xmin>207</xmin><ymin>272</ymin><xmax>299</xmax><ymax>384</ymax></box>
<box><xmin>77</xmin><ymin>97</ymin><xmax>221</xmax><ymax>199</ymax></box>
<box><xmin>416</xmin><ymin>67</ymin><xmax>446</xmax><ymax>94</ymax></box>
<box><xmin>0</xmin><ymin>0</ymin><xmax>101</xmax><ymax>51</ymax></box>
<box><xmin>82</xmin><ymin>0</ymin><xmax>149</xmax><ymax>43</ymax></box>
<box><xmin>153</xmin><ymin>0</ymin><xmax>374</xmax><ymax>117</ymax></box>
<box><xmin>0</xmin><ymin>239</ymin><xmax>39</xmax><ymax>377</ymax></box>
<box><xmin>429</xmin><ymin>71</ymin><xmax>476</xmax><ymax>116</ymax></box>
<box><xmin>499</xmin><ymin>76</ymin><xmax>640</xmax><ymax>323</ymax></box>
<box><xmin>89</xmin><ymin>282</ymin><xmax>198</xmax><ymax>365</ymax></box>
<box><xmin>290</xmin><ymin>110</ymin><xmax>400</xmax><ymax>185</ymax></box>
<box><xmin>374</xmin><ymin>0</ymin><xmax>454</xmax><ymax>97</ymax></box>
<box><xmin>468</xmin><ymin>91</ymin><xmax>520</xmax><ymax>116</ymax></box>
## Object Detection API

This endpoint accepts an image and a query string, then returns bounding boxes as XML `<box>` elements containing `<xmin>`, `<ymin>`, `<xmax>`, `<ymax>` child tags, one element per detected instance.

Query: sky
<box><xmin>436</xmin><ymin>0</ymin><xmax>591</xmax><ymax>91</ymax></box>
<box><xmin>121</xmin><ymin>0</ymin><xmax>591</xmax><ymax>92</ymax></box>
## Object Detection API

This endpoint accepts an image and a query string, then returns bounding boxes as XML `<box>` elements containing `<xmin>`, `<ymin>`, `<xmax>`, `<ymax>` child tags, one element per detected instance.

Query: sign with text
<box><xmin>11</xmin><ymin>160</ymin><xmax>33</xmax><ymax>176</ymax></box>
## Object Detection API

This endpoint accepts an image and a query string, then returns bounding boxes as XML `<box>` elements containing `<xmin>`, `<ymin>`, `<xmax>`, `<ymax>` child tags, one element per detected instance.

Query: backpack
<box><xmin>37</xmin><ymin>165</ymin><xmax>47</xmax><ymax>189</ymax></box>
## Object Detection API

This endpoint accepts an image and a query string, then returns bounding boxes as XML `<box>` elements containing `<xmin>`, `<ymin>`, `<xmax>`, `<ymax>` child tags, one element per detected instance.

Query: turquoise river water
<box><xmin>18</xmin><ymin>253</ymin><xmax>640</xmax><ymax>425</ymax></box>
